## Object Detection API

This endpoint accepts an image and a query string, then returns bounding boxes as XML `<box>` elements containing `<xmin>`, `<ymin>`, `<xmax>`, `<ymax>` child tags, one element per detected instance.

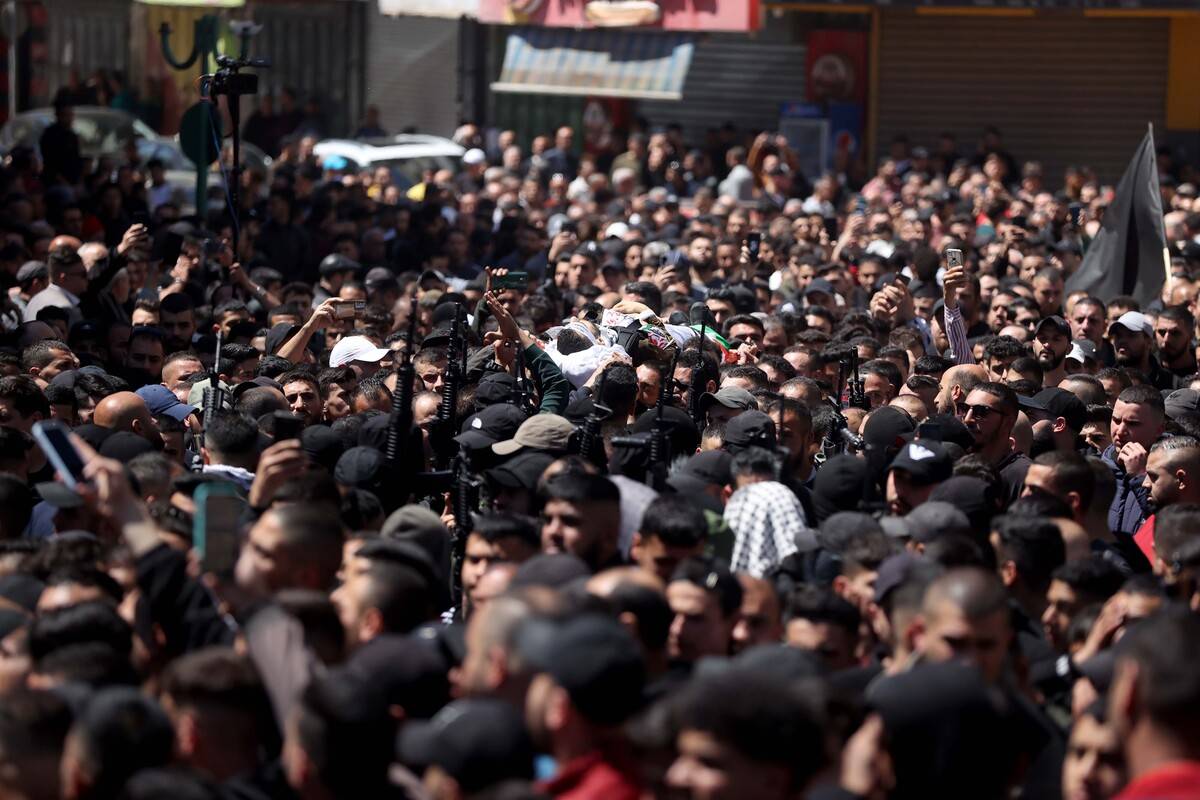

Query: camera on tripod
<box><xmin>209</xmin><ymin>54</ymin><xmax>269</xmax><ymax>97</ymax></box>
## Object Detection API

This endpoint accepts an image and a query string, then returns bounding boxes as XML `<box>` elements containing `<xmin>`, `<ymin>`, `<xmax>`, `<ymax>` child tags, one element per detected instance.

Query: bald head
<box><xmin>937</xmin><ymin>364</ymin><xmax>987</xmax><ymax>414</ymax></box>
<box><xmin>49</xmin><ymin>235</ymin><xmax>81</xmax><ymax>253</ymax></box>
<box><xmin>93</xmin><ymin>391</ymin><xmax>159</xmax><ymax>444</ymax></box>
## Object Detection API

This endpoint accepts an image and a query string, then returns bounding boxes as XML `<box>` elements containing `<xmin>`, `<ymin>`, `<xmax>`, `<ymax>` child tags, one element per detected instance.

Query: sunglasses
<box><xmin>956</xmin><ymin>402</ymin><xmax>1000</xmax><ymax>421</ymax></box>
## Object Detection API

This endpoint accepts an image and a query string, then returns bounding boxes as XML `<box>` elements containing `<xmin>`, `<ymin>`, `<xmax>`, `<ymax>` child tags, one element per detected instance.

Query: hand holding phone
<box><xmin>335</xmin><ymin>300</ymin><xmax>366</xmax><ymax>320</ymax></box>
<box><xmin>272</xmin><ymin>411</ymin><xmax>304</xmax><ymax>442</ymax></box>
<box><xmin>32</xmin><ymin>421</ymin><xmax>86</xmax><ymax>489</ymax></box>
<box><xmin>193</xmin><ymin>483</ymin><xmax>246</xmax><ymax>575</ymax></box>
<box><xmin>746</xmin><ymin>232</ymin><xmax>761</xmax><ymax>262</ymax></box>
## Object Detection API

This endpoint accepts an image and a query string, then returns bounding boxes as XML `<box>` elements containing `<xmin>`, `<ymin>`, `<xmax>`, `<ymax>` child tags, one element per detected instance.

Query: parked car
<box><xmin>0</xmin><ymin>106</ymin><xmax>159</xmax><ymax>159</ymax></box>
<box><xmin>136</xmin><ymin>137</ymin><xmax>273</xmax><ymax>214</ymax></box>
<box><xmin>313</xmin><ymin>134</ymin><xmax>464</xmax><ymax>189</ymax></box>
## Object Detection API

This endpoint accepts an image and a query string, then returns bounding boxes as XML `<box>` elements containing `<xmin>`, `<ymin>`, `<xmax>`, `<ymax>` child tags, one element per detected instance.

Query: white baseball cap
<box><xmin>1108</xmin><ymin>311</ymin><xmax>1153</xmax><ymax>338</ymax></box>
<box><xmin>462</xmin><ymin>148</ymin><xmax>486</xmax><ymax>166</ymax></box>
<box><xmin>330</xmin><ymin>335</ymin><xmax>390</xmax><ymax>368</ymax></box>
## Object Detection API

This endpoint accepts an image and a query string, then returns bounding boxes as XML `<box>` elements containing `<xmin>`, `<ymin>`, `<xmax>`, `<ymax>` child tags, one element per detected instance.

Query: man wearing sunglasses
<box><xmin>959</xmin><ymin>381</ymin><xmax>1029</xmax><ymax>504</ymax></box>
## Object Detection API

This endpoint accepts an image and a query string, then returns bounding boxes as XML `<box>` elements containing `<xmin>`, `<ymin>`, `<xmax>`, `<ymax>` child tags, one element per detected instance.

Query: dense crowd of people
<box><xmin>0</xmin><ymin>102</ymin><xmax>1198</xmax><ymax>800</ymax></box>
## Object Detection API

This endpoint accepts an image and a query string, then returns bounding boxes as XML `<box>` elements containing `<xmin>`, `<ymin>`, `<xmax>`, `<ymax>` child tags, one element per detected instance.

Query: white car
<box><xmin>313</xmin><ymin>134</ymin><xmax>465</xmax><ymax>190</ymax></box>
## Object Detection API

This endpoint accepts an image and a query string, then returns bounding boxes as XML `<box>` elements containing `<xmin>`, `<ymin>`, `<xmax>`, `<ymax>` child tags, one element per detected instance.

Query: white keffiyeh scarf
<box><xmin>724</xmin><ymin>481</ymin><xmax>818</xmax><ymax>577</ymax></box>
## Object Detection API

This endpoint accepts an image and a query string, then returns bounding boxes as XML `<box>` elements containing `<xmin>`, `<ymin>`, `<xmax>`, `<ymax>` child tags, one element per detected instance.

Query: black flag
<box><xmin>1064</xmin><ymin>126</ymin><xmax>1168</xmax><ymax>309</ymax></box>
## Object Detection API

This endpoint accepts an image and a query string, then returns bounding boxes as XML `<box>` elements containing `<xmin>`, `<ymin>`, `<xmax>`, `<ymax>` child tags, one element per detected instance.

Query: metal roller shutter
<box><xmin>43</xmin><ymin>0</ymin><xmax>129</xmax><ymax>96</ymax></box>
<box><xmin>639</xmin><ymin>33</ymin><xmax>807</xmax><ymax>144</ymax></box>
<box><xmin>876</xmin><ymin>11</ymin><xmax>1168</xmax><ymax>183</ymax></box>
<box><xmin>367</xmin><ymin>11</ymin><xmax>461</xmax><ymax>137</ymax></box>
<box><xmin>250</xmin><ymin>0</ymin><xmax>367</xmax><ymax>136</ymax></box>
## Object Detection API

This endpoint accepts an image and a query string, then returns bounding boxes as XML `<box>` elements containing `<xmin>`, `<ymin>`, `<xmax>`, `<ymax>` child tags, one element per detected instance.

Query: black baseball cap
<box><xmin>485</xmin><ymin>450</ymin><xmax>554</xmax><ymax>492</ymax></box>
<box><xmin>888</xmin><ymin>440</ymin><xmax>953</xmax><ymax>486</ymax></box>
<box><xmin>301</xmin><ymin>425</ymin><xmax>345</xmax><ymax>472</ymax></box>
<box><xmin>1034</xmin><ymin>316</ymin><xmax>1071</xmax><ymax>338</ymax></box>
<box><xmin>334</xmin><ymin>446</ymin><xmax>386</xmax><ymax>489</ymax></box>
<box><xmin>722</xmin><ymin>410</ymin><xmax>777</xmax><ymax>453</ymax></box>
<box><xmin>475</xmin><ymin>373</ymin><xmax>516</xmax><ymax>407</ymax></box>
<box><xmin>397</xmin><ymin>699</ymin><xmax>534</xmax><ymax>792</ymax></box>
<box><xmin>514</xmin><ymin>614</ymin><xmax>646</xmax><ymax>725</ymax></box>
<box><xmin>455</xmin><ymin>404</ymin><xmax>528</xmax><ymax>450</ymax></box>
<box><xmin>1033</xmin><ymin>387</ymin><xmax>1087</xmax><ymax>432</ymax></box>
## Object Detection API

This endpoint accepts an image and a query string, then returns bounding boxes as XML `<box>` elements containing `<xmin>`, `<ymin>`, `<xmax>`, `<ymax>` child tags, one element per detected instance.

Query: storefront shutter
<box><xmin>639</xmin><ymin>33</ymin><xmax>807</xmax><ymax>145</ymax></box>
<box><xmin>367</xmin><ymin>11</ymin><xmax>461</xmax><ymax>137</ymax></box>
<box><xmin>875</xmin><ymin>11</ymin><xmax>1168</xmax><ymax>184</ymax></box>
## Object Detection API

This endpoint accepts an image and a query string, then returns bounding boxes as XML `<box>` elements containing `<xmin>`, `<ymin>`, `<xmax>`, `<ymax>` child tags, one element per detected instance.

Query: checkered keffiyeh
<box><xmin>724</xmin><ymin>482</ymin><xmax>817</xmax><ymax>578</ymax></box>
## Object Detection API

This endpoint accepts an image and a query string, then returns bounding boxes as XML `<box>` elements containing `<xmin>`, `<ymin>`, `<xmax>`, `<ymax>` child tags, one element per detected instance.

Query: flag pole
<box><xmin>1150</xmin><ymin>122</ymin><xmax>1173</xmax><ymax>286</ymax></box>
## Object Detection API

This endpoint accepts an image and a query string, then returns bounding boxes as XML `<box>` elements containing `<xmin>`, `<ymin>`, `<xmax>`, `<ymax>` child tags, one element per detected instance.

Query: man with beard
<box><xmin>1033</xmin><ymin>316</ymin><xmax>1072</xmax><ymax>388</ymax></box>
<box><xmin>960</xmin><ymin>381</ymin><xmax>1029</xmax><ymax>504</ymax></box>
<box><xmin>1152</xmin><ymin>306</ymin><xmax>1196</xmax><ymax>390</ymax></box>
<box><xmin>1108</xmin><ymin>311</ymin><xmax>1169</xmax><ymax>389</ymax></box>
<box><xmin>159</xmin><ymin>294</ymin><xmax>197</xmax><ymax>353</ymax></box>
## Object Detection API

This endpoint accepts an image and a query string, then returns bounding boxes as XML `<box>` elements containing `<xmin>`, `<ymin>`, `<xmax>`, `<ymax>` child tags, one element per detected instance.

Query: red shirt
<box><xmin>1116</xmin><ymin>760</ymin><xmax>1200</xmax><ymax>800</ymax></box>
<box><xmin>1133</xmin><ymin>515</ymin><xmax>1156</xmax><ymax>563</ymax></box>
<box><xmin>537</xmin><ymin>750</ymin><xmax>641</xmax><ymax>800</ymax></box>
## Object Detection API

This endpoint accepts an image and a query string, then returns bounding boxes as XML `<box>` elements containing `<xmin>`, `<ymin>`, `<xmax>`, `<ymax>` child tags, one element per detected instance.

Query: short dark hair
<box><xmin>28</xmin><ymin>600</ymin><xmax>132</xmax><ymax>662</ymax></box>
<box><xmin>1157</xmin><ymin>304</ymin><xmax>1194</xmax><ymax>329</ymax></box>
<box><xmin>0</xmin><ymin>688</ymin><xmax>72</xmax><ymax>785</ymax></box>
<box><xmin>352</xmin><ymin>539</ymin><xmax>439</xmax><ymax>634</ymax></box>
<box><xmin>1050</xmin><ymin>555</ymin><xmax>1125</xmax><ymax>603</ymax></box>
<box><xmin>204</xmin><ymin>413</ymin><xmax>259</xmax><ymax>458</ymax></box>
<box><xmin>972</xmin><ymin>381</ymin><xmax>1018</xmax><ymax>417</ymax></box>
<box><xmin>0</xmin><ymin>375</ymin><xmax>49</xmax><ymax>419</ymax></box>
<box><xmin>990</xmin><ymin>514</ymin><xmax>1065</xmax><ymax>594</ymax></box>
<box><xmin>473</xmin><ymin>511</ymin><xmax>541</xmax><ymax>550</ymax></box>
<box><xmin>541</xmin><ymin>472</ymin><xmax>620</xmax><ymax>507</ymax></box>
<box><xmin>269</xmin><ymin>503</ymin><xmax>345</xmax><ymax>591</ymax></box>
<box><xmin>1154</xmin><ymin>503</ymin><xmax>1200</xmax><ymax>565</ymax></box>
<box><xmin>730</xmin><ymin>446</ymin><xmax>782</xmax><ymax>482</ymax></box>
<box><xmin>20</xmin><ymin>339</ymin><xmax>70</xmax><ymax>372</ymax></box>
<box><xmin>639</xmin><ymin>495</ymin><xmax>707</xmax><ymax>549</ymax></box>
<box><xmin>1117</xmin><ymin>607</ymin><xmax>1200</xmax><ymax>741</ymax></box>
<box><xmin>670</xmin><ymin>555</ymin><xmax>742</xmax><ymax>617</ymax></box>
<box><xmin>69</xmin><ymin>688</ymin><xmax>175</xmax><ymax>799</ymax></box>
<box><xmin>236</xmin><ymin>387</ymin><xmax>287</xmax><ymax>419</ymax></box>
<box><xmin>783</xmin><ymin>584</ymin><xmax>860</xmax><ymax>633</ymax></box>
<box><xmin>278</xmin><ymin>370</ymin><xmax>319</xmax><ymax>394</ymax></box>
<box><xmin>160</xmin><ymin>647</ymin><xmax>272</xmax><ymax>733</ymax></box>
<box><xmin>1117</xmin><ymin>385</ymin><xmax>1165</xmax><ymax>416</ymax></box>
<box><xmin>256</xmin><ymin>354</ymin><xmax>294</xmax><ymax>379</ymax></box>
<box><xmin>1032</xmin><ymin>450</ymin><xmax>1095</xmax><ymax>508</ymax></box>
<box><xmin>914</xmin><ymin>354</ymin><xmax>951</xmax><ymax>376</ymax></box>
<box><xmin>861</xmin><ymin>359</ymin><xmax>902</xmax><ymax>395</ymax></box>
<box><xmin>983</xmin><ymin>336</ymin><xmax>1027</xmax><ymax>363</ymax></box>
<box><xmin>672</xmin><ymin>669</ymin><xmax>825</xmax><ymax>789</ymax></box>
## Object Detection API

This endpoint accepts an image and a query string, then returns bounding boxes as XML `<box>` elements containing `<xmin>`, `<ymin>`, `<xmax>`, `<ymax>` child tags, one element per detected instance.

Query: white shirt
<box><xmin>23</xmin><ymin>283</ymin><xmax>81</xmax><ymax>325</ymax></box>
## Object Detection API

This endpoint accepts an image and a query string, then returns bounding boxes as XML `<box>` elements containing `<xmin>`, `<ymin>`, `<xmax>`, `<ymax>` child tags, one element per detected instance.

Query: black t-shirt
<box><xmin>994</xmin><ymin>450</ymin><xmax>1032</xmax><ymax>506</ymax></box>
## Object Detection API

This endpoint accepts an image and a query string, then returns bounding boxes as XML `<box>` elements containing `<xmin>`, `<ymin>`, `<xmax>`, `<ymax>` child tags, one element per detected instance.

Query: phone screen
<box><xmin>194</xmin><ymin>485</ymin><xmax>246</xmax><ymax>575</ymax></box>
<box><xmin>495</xmin><ymin>271</ymin><xmax>529</xmax><ymax>289</ymax></box>
<box><xmin>746</xmin><ymin>232</ymin><xmax>761</xmax><ymax>261</ymax></box>
<box><xmin>273</xmin><ymin>411</ymin><xmax>304</xmax><ymax>442</ymax></box>
<box><xmin>32</xmin><ymin>421</ymin><xmax>86</xmax><ymax>489</ymax></box>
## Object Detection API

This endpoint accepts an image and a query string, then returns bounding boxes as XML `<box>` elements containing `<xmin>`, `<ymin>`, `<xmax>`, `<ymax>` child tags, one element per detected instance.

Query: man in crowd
<box><xmin>2</xmin><ymin>97</ymin><xmax>1199</xmax><ymax>800</ymax></box>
